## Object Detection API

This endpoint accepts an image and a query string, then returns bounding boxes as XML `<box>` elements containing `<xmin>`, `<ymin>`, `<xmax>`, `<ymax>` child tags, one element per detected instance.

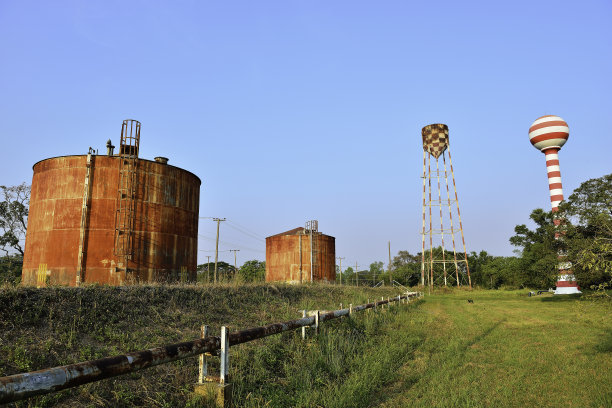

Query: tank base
<box><xmin>554</xmin><ymin>286</ymin><xmax>582</xmax><ymax>295</ymax></box>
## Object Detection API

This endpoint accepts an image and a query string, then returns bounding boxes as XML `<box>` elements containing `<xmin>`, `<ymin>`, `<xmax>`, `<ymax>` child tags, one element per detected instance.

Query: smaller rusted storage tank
<box><xmin>265</xmin><ymin>227</ymin><xmax>335</xmax><ymax>283</ymax></box>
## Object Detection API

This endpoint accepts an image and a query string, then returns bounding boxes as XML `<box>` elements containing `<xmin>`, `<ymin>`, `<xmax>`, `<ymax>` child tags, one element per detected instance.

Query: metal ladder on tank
<box><xmin>306</xmin><ymin>220</ymin><xmax>318</xmax><ymax>281</ymax></box>
<box><xmin>114</xmin><ymin>119</ymin><xmax>141</xmax><ymax>278</ymax></box>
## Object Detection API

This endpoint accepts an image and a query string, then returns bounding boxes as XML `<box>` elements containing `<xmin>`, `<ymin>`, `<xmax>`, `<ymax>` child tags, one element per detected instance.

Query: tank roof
<box><xmin>31</xmin><ymin>154</ymin><xmax>201</xmax><ymax>184</ymax></box>
<box><xmin>266</xmin><ymin>227</ymin><xmax>335</xmax><ymax>239</ymax></box>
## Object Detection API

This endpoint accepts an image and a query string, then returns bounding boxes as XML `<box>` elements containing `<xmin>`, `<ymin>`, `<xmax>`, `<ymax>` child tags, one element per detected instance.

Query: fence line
<box><xmin>0</xmin><ymin>292</ymin><xmax>423</xmax><ymax>404</ymax></box>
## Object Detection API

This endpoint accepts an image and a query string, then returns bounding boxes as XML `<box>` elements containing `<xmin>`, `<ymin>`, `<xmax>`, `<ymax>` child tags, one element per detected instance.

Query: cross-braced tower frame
<box><xmin>420</xmin><ymin>124</ymin><xmax>472</xmax><ymax>288</ymax></box>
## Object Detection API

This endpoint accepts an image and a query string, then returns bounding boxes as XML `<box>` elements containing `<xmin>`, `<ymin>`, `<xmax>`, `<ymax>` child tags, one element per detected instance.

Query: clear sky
<box><xmin>1</xmin><ymin>0</ymin><xmax>611</xmax><ymax>270</ymax></box>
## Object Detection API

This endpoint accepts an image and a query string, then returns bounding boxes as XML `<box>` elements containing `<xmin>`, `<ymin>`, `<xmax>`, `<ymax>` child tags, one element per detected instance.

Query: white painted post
<box><xmin>315</xmin><ymin>310</ymin><xmax>320</xmax><ymax>335</ymax></box>
<box><xmin>382</xmin><ymin>296</ymin><xmax>385</xmax><ymax>310</ymax></box>
<box><xmin>198</xmin><ymin>325</ymin><xmax>209</xmax><ymax>384</ymax></box>
<box><xmin>340</xmin><ymin>303</ymin><xmax>343</xmax><ymax>310</ymax></box>
<box><xmin>302</xmin><ymin>310</ymin><xmax>307</xmax><ymax>340</ymax></box>
<box><xmin>367</xmin><ymin>299</ymin><xmax>370</xmax><ymax>313</ymax></box>
<box><xmin>349</xmin><ymin>303</ymin><xmax>353</xmax><ymax>316</ymax></box>
<box><xmin>220</xmin><ymin>326</ymin><xmax>229</xmax><ymax>384</ymax></box>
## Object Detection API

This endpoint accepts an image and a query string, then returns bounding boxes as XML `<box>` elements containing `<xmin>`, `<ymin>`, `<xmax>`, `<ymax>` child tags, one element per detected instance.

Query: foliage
<box><xmin>0</xmin><ymin>253</ymin><xmax>22</xmax><ymax>285</ymax></box>
<box><xmin>561</xmin><ymin>173</ymin><xmax>612</xmax><ymax>291</ymax></box>
<box><xmin>237</xmin><ymin>260</ymin><xmax>266</xmax><ymax>282</ymax></box>
<box><xmin>196</xmin><ymin>261</ymin><xmax>235</xmax><ymax>283</ymax></box>
<box><xmin>0</xmin><ymin>183</ymin><xmax>30</xmax><ymax>256</ymax></box>
<box><xmin>389</xmin><ymin>250</ymin><xmax>421</xmax><ymax>286</ymax></box>
<box><xmin>509</xmin><ymin>208</ymin><xmax>558</xmax><ymax>288</ymax></box>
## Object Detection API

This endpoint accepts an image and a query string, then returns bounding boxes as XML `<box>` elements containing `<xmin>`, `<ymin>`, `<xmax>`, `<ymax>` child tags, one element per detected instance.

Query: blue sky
<box><xmin>1</xmin><ymin>0</ymin><xmax>611</xmax><ymax>270</ymax></box>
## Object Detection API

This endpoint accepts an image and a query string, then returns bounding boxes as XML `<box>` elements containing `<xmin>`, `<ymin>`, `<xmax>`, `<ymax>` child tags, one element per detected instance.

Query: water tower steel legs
<box><xmin>420</xmin><ymin>124</ymin><xmax>472</xmax><ymax>289</ymax></box>
<box><xmin>442</xmin><ymin>154</ymin><xmax>461</xmax><ymax>286</ymax></box>
<box><xmin>447</xmin><ymin>150</ymin><xmax>472</xmax><ymax>288</ymax></box>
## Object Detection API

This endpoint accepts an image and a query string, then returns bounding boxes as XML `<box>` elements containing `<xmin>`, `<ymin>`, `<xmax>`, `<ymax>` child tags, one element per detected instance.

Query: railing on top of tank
<box><xmin>0</xmin><ymin>291</ymin><xmax>423</xmax><ymax>404</ymax></box>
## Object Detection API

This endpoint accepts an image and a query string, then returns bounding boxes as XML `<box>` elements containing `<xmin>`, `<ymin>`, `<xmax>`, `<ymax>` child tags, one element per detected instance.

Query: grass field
<box><xmin>376</xmin><ymin>290</ymin><xmax>612</xmax><ymax>408</ymax></box>
<box><xmin>0</xmin><ymin>285</ymin><xmax>609</xmax><ymax>407</ymax></box>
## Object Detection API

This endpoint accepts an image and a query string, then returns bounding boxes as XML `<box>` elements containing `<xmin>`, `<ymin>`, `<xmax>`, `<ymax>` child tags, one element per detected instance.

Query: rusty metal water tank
<box><xmin>265</xmin><ymin>225</ymin><xmax>335</xmax><ymax>283</ymax></box>
<box><xmin>22</xmin><ymin>154</ymin><xmax>201</xmax><ymax>286</ymax></box>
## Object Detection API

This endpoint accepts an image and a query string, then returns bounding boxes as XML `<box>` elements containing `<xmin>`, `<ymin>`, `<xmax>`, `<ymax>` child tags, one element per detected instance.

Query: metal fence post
<box><xmin>220</xmin><ymin>326</ymin><xmax>229</xmax><ymax>384</ymax></box>
<box><xmin>198</xmin><ymin>325</ymin><xmax>209</xmax><ymax>384</ymax></box>
<box><xmin>301</xmin><ymin>310</ymin><xmax>307</xmax><ymax>340</ymax></box>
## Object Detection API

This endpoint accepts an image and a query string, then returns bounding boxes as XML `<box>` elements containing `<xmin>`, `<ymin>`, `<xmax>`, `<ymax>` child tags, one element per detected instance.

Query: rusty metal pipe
<box><xmin>0</xmin><ymin>293</ymin><xmax>421</xmax><ymax>403</ymax></box>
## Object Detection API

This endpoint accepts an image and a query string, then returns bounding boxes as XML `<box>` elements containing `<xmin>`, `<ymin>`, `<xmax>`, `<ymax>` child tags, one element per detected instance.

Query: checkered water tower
<box><xmin>528</xmin><ymin>115</ymin><xmax>581</xmax><ymax>294</ymax></box>
<box><xmin>420</xmin><ymin>124</ymin><xmax>472</xmax><ymax>288</ymax></box>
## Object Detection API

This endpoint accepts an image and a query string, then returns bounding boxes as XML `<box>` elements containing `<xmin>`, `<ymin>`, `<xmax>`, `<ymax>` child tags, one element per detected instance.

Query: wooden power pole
<box><xmin>337</xmin><ymin>257</ymin><xmax>345</xmax><ymax>285</ymax></box>
<box><xmin>388</xmin><ymin>241</ymin><xmax>392</xmax><ymax>285</ymax></box>
<box><xmin>213</xmin><ymin>218</ymin><xmax>226</xmax><ymax>283</ymax></box>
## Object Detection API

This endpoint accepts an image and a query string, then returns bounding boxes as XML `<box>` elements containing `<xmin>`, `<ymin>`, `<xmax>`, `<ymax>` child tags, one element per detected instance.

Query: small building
<box><xmin>265</xmin><ymin>221</ymin><xmax>335</xmax><ymax>283</ymax></box>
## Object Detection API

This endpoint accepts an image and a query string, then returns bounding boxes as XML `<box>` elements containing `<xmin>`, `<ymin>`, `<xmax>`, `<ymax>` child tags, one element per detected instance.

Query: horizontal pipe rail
<box><xmin>0</xmin><ymin>292</ymin><xmax>422</xmax><ymax>403</ymax></box>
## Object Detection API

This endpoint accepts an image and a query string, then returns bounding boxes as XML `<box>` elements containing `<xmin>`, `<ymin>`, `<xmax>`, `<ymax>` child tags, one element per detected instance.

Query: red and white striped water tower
<box><xmin>528</xmin><ymin>115</ymin><xmax>581</xmax><ymax>294</ymax></box>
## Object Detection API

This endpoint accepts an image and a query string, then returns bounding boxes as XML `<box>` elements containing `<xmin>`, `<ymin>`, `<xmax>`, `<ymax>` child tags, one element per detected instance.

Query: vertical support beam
<box><xmin>220</xmin><ymin>326</ymin><xmax>229</xmax><ymax>384</ymax></box>
<box><xmin>349</xmin><ymin>304</ymin><xmax>353</xmax><ymax>316</ymax></box>
<box><xmin>198</xmin><ymin>325</ymin><xmax>209</xmax><ymax>384</ymax></box>
<box><xmin>314</xmin><ymin>310</ymin><xmax>320</xmax><ymax>335</ymax></box>
<box><xmin>76</xmin><ymin>150</ymin><xmax>94</xmax><ymax>286</ymax></box>
<box><xmin>421</xmin><ymin>150</ymin><xmax>427</xmax><ymax>286</ymax></box>
<box><xmin>301</xmin><ymin>310</ymin><xmax>307</xmax><ymax>340</ymax></box>
<box><xmin>442</xmin><ymin>153</ymin><xmax>461</xmax><ymax>287</ymax></box>
<box><xmin>428</xmin><ymin>153</ymin><xmax>434</xmax><ymax>289</ymax></box>
<box><xmin>299</xmin><ymin>234</ymin><xmax>303</xmax><ymax>284</ymax></box>
<box><xmin>436</xmin><ymin>157</ymin><xmax>448</xmax><ymax>286</ymax></box>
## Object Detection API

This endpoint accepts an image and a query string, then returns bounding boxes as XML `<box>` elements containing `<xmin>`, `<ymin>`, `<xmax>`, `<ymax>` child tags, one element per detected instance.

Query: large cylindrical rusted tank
<box><xmin>22</xmin><ymin>154</ymin><xmax>200</xmax><ymax>286</ymax></box>
<box><xmin>265</xmin><ymin>227</ymin><xmax>335</xmax><ymax>283</ymax></box>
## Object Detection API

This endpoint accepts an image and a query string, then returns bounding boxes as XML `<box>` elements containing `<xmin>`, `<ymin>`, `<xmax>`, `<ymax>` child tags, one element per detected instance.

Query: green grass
<box><xmin>377</xmin><ymin>290</ymin><xmax>612</xmax><ymax>408</ymax></box>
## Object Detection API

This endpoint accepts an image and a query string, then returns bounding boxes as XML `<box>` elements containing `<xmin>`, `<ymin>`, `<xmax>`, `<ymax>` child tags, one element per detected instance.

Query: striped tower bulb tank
<box><xmin>528</xmin><ymin>115</ymin><xmax>581</xmax><ymax>295</ymax></box>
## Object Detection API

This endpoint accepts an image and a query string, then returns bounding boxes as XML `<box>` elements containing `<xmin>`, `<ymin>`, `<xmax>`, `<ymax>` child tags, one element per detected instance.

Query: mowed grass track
<box><xmin>377</xmin><ymin>290</ymin><xmax>612</xmax><ymax>408</ymax></box>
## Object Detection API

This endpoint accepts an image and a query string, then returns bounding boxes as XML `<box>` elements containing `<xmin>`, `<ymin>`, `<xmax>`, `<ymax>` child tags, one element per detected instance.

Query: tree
<box><xmin>196</xmin><ymin>261</ymin><xmax>235</xmax><ymax>283</ymax></box>
<box><xmin>390</xmin><ymin>250</ymin><xmax>421</xmax><ymax>286</ymax></box>
<box><xmin>0</xmin><ymin>183</ymin><xmax>29</xmax><ymax>285</ymax></box>
<box><xmin>237</xmin><ymin>260</ymin><xmax>266</xmax><ymax>282</ymax></box>
<box><xmin>0</xmin><ymin>183</ymin><xmax>30</xmax><ymax>256</ymax></box>
<box><xmin>510</xmin><ymin>208</ymin><xmax>558</xmax><ymax>288</ymax></box>
<box><xmin>369</xmin><ymin>261</ymin><xmax>384</xmax><ymax>284</ymax></box>
<box><xmin>560</xmin><ymin>173</ymin><xmax>612</xmax><ymax>290</ymax></box>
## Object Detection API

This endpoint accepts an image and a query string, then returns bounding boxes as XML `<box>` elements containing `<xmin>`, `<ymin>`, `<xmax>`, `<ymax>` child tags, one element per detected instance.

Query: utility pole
<box><xmin>229</xmin><ymin>249</ymin><xmax>240</xmax><ymax>278</ymax></box>
<box><xmin>206</xmin><ymin>255</ymin><xmax>211</xmax><ymax>283</ymax></box>
<box><xmin>388</xmin><ymin>241</ymin><xmax>392</xmax><ymax>286</ymax></box>
<box><xmin>337</xmin><ymin>257</ymin><xmax>345</xmax><ymax>285</ymax></box>
<box><xmin>212</xmin><ymin>218</ymin><xmax>226</xmax><ymax>283</ymax></box>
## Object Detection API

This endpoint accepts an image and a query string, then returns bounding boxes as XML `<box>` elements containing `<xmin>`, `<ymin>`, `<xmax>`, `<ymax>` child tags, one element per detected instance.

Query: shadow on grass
<box><xmin>464</xmin><ymin>319</ymin><xmax>506</xmax><ymax>350</ymax></box>
<box><xmin>595</xmin><ymin>329</ymin><xmax>612</xmax><ymax>354</ymax></box>
<box><xmin>540</xmin><ymin>294</ymin><xmax>583</xmax><ymax>302</ymax></box>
